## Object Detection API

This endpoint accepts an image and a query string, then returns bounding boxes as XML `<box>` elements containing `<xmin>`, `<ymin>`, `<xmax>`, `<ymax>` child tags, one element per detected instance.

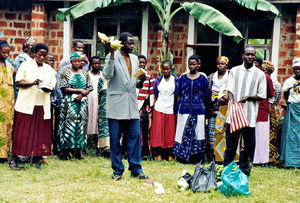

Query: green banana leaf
<box><xmin>56</xmin><ymin>0</ymin><xmax>128</xmax><ymax>21</ymax></box>
<box><xmin>234</xmin><ymin>0</ymin><xmax>281</xmax><ymax>17</ymax></box>
<box><xmin>182</xmin><ymin>2</ymin><xmax>244</xmax><ymax>43</ymax></box>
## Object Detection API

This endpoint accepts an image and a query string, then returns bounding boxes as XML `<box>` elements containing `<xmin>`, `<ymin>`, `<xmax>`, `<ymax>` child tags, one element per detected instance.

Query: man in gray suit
<box><xmin>103</xmin><ymin>32</ymin><xmax>147</xmax><ymax>181</ymax></box>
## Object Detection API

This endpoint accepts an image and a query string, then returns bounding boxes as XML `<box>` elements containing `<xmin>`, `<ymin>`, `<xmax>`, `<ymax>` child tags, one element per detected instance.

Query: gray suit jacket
<box><xmin>103</xmin><ymin>50</ymin><xmax>140</xmax><ymax>120</ymax></box>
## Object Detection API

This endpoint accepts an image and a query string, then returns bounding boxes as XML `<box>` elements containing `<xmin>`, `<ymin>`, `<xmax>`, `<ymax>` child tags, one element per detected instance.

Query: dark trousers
<box><xmin>52</xmin><ymin>106</ymin><xmax>60</xmax><ymax>155</ymax></box>
<box><xmin>223</xmin><ymin>125</ymin><xmax>256</xmax><ymax>175</ymax></box>
<box><xmin>108</xmin><ymin>119</ymin><xmax>142</xmax><ymax>175</ymax></box>
<box><xmin>140</xmin><ymin>114</ymin><xmax>150</xmax><ymax>157</ymax></box>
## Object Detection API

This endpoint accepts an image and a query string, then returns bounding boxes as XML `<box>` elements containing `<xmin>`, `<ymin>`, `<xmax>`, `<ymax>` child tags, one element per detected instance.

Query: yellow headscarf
<box><xmin>217</xmin><ymin>56</ymin><xmax>229</xmax><ymax>65</ymax></box>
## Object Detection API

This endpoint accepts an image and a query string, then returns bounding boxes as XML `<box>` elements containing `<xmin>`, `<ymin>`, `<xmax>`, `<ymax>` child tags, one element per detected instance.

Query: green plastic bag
<box><xmin>219</xmin><ymin>161</ymin><xmax>251</xmax><ymax>196</ymax></box>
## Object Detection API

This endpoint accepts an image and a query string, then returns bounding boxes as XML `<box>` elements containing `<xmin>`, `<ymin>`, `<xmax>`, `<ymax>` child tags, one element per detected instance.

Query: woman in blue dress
<box><xmin>173</xmin><ymin>55</ymin><xmax>210</xmax><ymax>163</ymax></box>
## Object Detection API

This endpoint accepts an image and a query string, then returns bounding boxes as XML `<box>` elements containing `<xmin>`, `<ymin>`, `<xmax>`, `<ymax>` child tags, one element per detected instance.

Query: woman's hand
<box><xmin>80</xmin><ymin>89</ymin><xmax>90</xmax><ymax>96</ymax></box>
<box><xmin>75</xmin><ymin>94</ymin><xmax>84</xmax><ymax>101</ymax></box>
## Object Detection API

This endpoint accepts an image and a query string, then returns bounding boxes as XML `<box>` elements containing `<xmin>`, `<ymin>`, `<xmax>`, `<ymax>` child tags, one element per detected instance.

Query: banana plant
<box><xmin>57</xmin><ymin>0</ymin><xmax>280</xmax><ymax>71</ymax></box>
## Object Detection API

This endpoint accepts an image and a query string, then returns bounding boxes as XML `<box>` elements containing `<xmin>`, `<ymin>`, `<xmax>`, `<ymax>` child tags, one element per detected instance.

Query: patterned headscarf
<box><xmin>22</xmin><ymin>37</ymin><xmax>35</xmax><ymax>52</ymax></box>
<box><xmin>262</xmin><ymin>60</ymin><xmax>274</xmax><ymax>73</ymax></box>
<box><xmin>217</xmin><ymin>56</ymin><xmax>229</xmax><ymax>65</ymax></box>
<box><xmin>70</xmin><ymin>51</ymin><xmax>81</xmax><ymax>62</ymax></box>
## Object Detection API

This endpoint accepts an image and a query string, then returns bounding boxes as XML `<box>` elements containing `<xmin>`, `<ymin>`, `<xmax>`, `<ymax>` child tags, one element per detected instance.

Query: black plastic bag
<box><xmin>191</xmin><ymin>160</ymin><xmax>217</xmax><ymax>193</ymax></box>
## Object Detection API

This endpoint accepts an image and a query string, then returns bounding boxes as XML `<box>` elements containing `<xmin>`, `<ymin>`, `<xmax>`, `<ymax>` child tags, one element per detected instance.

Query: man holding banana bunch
<box><xmin>102</xmin><ymin>32</ymin><xmax>147</xmax><ymax>181</ymax></box>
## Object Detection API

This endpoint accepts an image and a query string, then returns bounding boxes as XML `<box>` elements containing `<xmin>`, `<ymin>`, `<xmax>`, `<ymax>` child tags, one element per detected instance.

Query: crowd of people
<box><xmin>0</xmin><ymin>31</ymin><xmax>299</xmax><ymax>180</ymax></box>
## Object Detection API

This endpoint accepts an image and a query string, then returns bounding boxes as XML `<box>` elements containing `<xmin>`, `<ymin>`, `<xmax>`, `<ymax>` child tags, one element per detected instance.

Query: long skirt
<box><xmin>12</xmin><ymin>106</ymin><xmax>52</xmax><ymax>157</ymax></box>
<box><xmin>253</xmin><ymin>117</ymin><xmax>270</xmax><ymax>164</ymax></box>
<box><xmin>150</xmin><ymin>109</ymin><xmax>176</xmax><ymax>148</ymax></box>
<box><xmin>280</xmin><ymin>103</ymin><xmax>300</xmax><ymax>167</ymax></box>
<box><xmin>269</xmin><ymin>105</ymin><xmax>280</xmax><ymax>163</ymax></box>
<box><xmin>173</xmin><ymin>113</ymin><xmax>206</xmax><ymax>161</ymax></box>
<box><xmin>97</xmin><ymin>89</ymin><xmax>109</xmax><ymax>149</ymax></box>
<box><xmin>213</xmin><ymin>105</ymin><xmax>240</xmax><ymax>162</ymax></box>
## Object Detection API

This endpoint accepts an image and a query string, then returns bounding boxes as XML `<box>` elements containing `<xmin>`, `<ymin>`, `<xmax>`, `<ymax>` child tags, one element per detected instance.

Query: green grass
<box><xmin>0</xmin><ymin>155</ymin><xmax>299</xmax><ymax>202</ymax></box>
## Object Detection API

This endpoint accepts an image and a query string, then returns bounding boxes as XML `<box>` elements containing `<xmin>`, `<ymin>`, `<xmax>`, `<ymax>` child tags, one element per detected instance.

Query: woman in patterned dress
<box><xmin>97</xmin><ymin>69</ymin><xmax>110</xmax><ymax>157</ymax></box>
<box><xmin>58</xmin><ymin>51</ymin><xmax>93</xmax><ymax>160</ymax></box>
<box><xmin>0</xmin><ymin>41</ymin><xmax>16</xmax><ymax>164</ymax></box>
<box><xmin>173</xmin><ymin>55</ymin><xmax>209</xmax><ymax>163</ymax></box>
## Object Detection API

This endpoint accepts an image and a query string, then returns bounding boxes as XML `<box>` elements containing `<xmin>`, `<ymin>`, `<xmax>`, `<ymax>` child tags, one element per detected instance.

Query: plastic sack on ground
<box><xmin>190</xmin><ymin>160</ymin><xmax>217</xmax><ymax>193</ymax></box>
<box><xmin>177</xmin><ymin>170</ymin><xmax>192</xmax><ymax>191</ymax></box>
<box><xmin>219</xmin><ymin>161</ymin><xmax>251</xmax><ymax>196</ymax></box>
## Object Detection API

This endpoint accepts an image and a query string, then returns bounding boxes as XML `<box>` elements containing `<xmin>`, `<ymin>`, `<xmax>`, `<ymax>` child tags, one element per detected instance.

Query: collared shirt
<box><xmin>282</xmin><ymin>75</ymin><xmax>300</xmax><ymax>103</ymax></box>
<box><xmin>120</xmin><ymin>50</ymin><xmax>132</xmax><ymax>77</ymax></box>
<box><xmin>226</xmin><ymin>64</ymin><xmax>266</xmax><ymax>127</ymax></box>
<box><xmin>14</xmin><ymin>60</ymin><xmax>56</xmax><ymax>119</ymax></box>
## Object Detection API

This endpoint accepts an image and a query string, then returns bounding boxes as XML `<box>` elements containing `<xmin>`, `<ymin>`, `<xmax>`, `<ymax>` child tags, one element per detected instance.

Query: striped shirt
<box><xmin>137</xmin><ymin>71</ymin><xmax>155</xmax><ymax>110</ymax></box>
<box><xmin>226</xmin><ymin>64</ymin><xmax>266</xmax><ymax>127</ymax></box>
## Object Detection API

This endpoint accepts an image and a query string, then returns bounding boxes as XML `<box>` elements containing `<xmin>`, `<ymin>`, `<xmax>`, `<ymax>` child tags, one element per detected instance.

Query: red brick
<box><xmin>54</xmin><ymin>55</ymin><xmax>58</xmax><ymax>61</ymax></box>
<box><xmin>295</xmin><ymin>41</ymin><xmax>300</xmax><ymax>49</ymax></box>
<box><xmin>279</xmin><ymin>51</ymin><xmax>286</xmax><ymax>57</ymax></box>
<box><xmin>57</xmin><ymin>47</ymin><xmax>63</xmax><ymax>54</ymax></box>
<box><xmin>40</xmin><ymin>22</ymin><xmax>46</xmax><ymax>29</ymax></box>
<box><xmin>40</xmin><ymin>5</ymin><xmax>45</xmax><ymax>12</ymax></box>
<box><xmin>51</xmin><ymin>47</ymin><xmax>56</xmax><ymax>53</ymax></box>
<box><xmin>148</xmin><ymin>33</ymin><xmax>155</xmax><ymax>40</ymax></box>
<box><xmin>14</xmin><ymin>22</ymin><xmax>26</xmax><ymax>28</ymax></box>
<box><xmin>277</xmin><ymin>68</ymin><xmax>286</xmax><ymax>75</ymax></box>
<box><xmin>27</xmin><ymin>23</ymin><xmax>30</xmax><ymax>29</ymax></box>
<box><xmin>31</xmin><ymin>22</ymin><xmax>35</xmax><ymax>28</ymax></box>
<box><xmin>157</xmin><ymin>32</ymin><xmax>162</xmax><ymax>40</ymax></box>
<box><xmin>283</xmin><ymin>59</ymin><xmax>293</xmax><ymax>66</ymax></box>
<box><xmin>0</xmin><ymin>14</ymin><xmax>3</xmax><ymax>18</ymax></box>
<box><xmin>23</xmin><ymin>31</ymin><xmax>31</xmax><ymax>36</ymax></box>
<box><xmin>173</xmin><ymin>58</ymin><xmax>182</xmax><ymax>64</ymax></box>
<box><xmin>294</xmin><ymin>50</ymin><xmax>300</xmax><ymax>57</ymax></box>
<box><xmin>174</xmin><ymin>42</ymin><xmax>183</xmax><ymax>49</ymax></box>
<box><xmin>49</xmin><ymin>23</ymin><xmax>60</xmax><ymax>29</ymax></box>
<box><xmin>31</xmin><ymin>30</ymin><xmax>44</xmax><ymax>36</ymax></box>
<box><xmin>57</xmin><ymin>31</ymin><xmax>63</xmax><ymax>37</ymax></box>
<box><xmin>32</xmin><ymin>13</ymin><xmax>45</xmax><ymax>20</ymax></box>
<box><xmin>5</xmin><ymin>13</ymin><xmax>16</xmax><ymax>20</ymax></box>
<box><xmin>51</xmin><ymin>32</ymin><xmax>56</xmax><ymax>38</ymax></box>
<box><xmin>290</xmin><ymin>35</ymin><xmax>295</xmax><ymax>41</ymax></box>
<box><xmin>285</xmin><ymin>26</ymin><xmax>295</xmax><ymax>33</ymax></box>
<box><xmin>48</xmin><ymin>40</ymin><xmax>58</xmax><ymax>46</ymax></box>
<box><xmin>17</xmin><ymin>30</ymin><xmax>22</xmax><ymax>36</ymax></box>
<box><xmin>14</xmin><ymin>38</ymin><xmax>24</xmax><ymax>43</ymax></box>
<box><xmin>0</xmin><ymin>21</ymin><xmax>7</xmax><ymax>27</ymax></box>
<box><xmin>17</xmin><ymin>46</ymin><xmax>21</xmax><ymax>52</ymax></box>
<box><xmin>4</xmin><ymin>30</ymin><xmax>16</xmax><ymax>36</ymax></box>
<box><xmin>23</xmin><ymin>14</ymin><xmax>31</xmax><ymax>21</ymax></box>
<box><xmin>297</xmin><ymin>8</ymin><xmax>300</xmax><ymax>16</ymax></box>
<box><xmin>285</xmin><ymin>43</ymin><xmax>294</xmax><ymax>49</ymax></box>
<box><xmin>287</xmin><ymin>68</ymin><xmax>293</xmax><ymax>75</ymax></box>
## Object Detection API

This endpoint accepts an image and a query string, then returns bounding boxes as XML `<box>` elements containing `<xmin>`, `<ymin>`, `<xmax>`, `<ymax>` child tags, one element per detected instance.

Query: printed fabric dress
<box><xmin>57</xmin><ymin>70</ymin><xmax>93</xmax><ymax>151</ymax></box>
<box><xmin>173</xmin><ymin>74</ymin><xmax>209</xmax><ymax>162</ymax></box>
<box><xmin>0</xmin><ymin>61</ymin><xmax>14</xmax><ymax>158</ymax></box>
<box><xmin>97</xmin><ymin>75</ymin><xmax>109</xmax><ymax>150</ymax></box>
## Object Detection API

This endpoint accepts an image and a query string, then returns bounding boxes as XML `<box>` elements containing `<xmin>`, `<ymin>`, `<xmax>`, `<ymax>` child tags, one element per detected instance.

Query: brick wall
<box><xmin>276</xmin><ymin>7</ymin><xmax>297</xmax><ymax>117</ymax></box>
<box><xmin>147</xmin><ymin>9</ymin><xmax>188</xmax><ymax>77</ymax></box>
<box><xmin>0</xmin><ymin>3</ymin><xmax>63</xmax><ymax>70</ymax></box>
<box><xmin>0</xmin><ymin>10</ymin><xmax>32</xmax><ymax>59</ymax></box>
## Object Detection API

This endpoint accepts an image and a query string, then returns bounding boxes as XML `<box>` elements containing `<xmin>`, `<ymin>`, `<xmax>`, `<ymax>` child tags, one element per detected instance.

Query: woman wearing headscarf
<box><xmin>207</xmin><ymin>56</ymin><xmax>231</xmax><ymax>162</ymax></box>
<box><xmin>253</xmin><ymin>59</ymin><xmax>275</xmax><ymax>166</ymax></box>
<box><xmin>11</xmin><ymin>43</ymin><xmax>56</xmax><ymax>169</ymax></box>
<box><xmin>0</xmin><ymin>40</ymin><xmax>16</xmax><ymax>164</ymax></box>
<box><xmin>12</xmin><ymin>37</ymin><xmax>36</xmax><ymax>99</ymax></box>
<box><xmin>57</xmin><ymin>51</ymin><xmax>93</xmax><ymax>160</ymax></box>
<box><xmin>280</xmin><ymin>58</ymin><xmax>300</xmax><ymax>168</ymax></box>
<box><xmin>262</xmin><ymin>60</ymin><xmax>282</xmax><ymax>164</ymax></box>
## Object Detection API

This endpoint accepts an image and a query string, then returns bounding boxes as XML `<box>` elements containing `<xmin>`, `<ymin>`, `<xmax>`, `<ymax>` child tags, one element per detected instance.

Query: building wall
<box><xmin>0</xmin><ymin>3</ymin><xmax>64</xmax><ymax>70</ymax></box>
<box><xmin>147</xmin><ymin>9</ymin><xmax>188</xmax><ymax>77</ymax></box>
<box><xmin>276</xmin><ymin>6</ymin><xmax>297</xmax><ymax>117</ymax></box>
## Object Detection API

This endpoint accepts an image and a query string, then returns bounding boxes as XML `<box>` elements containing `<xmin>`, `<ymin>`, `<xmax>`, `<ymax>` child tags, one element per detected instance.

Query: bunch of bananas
<box><xmin>98</xmin><ymin>32</ymin><xmax>123</xmax><ymax>51</ymax></box>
